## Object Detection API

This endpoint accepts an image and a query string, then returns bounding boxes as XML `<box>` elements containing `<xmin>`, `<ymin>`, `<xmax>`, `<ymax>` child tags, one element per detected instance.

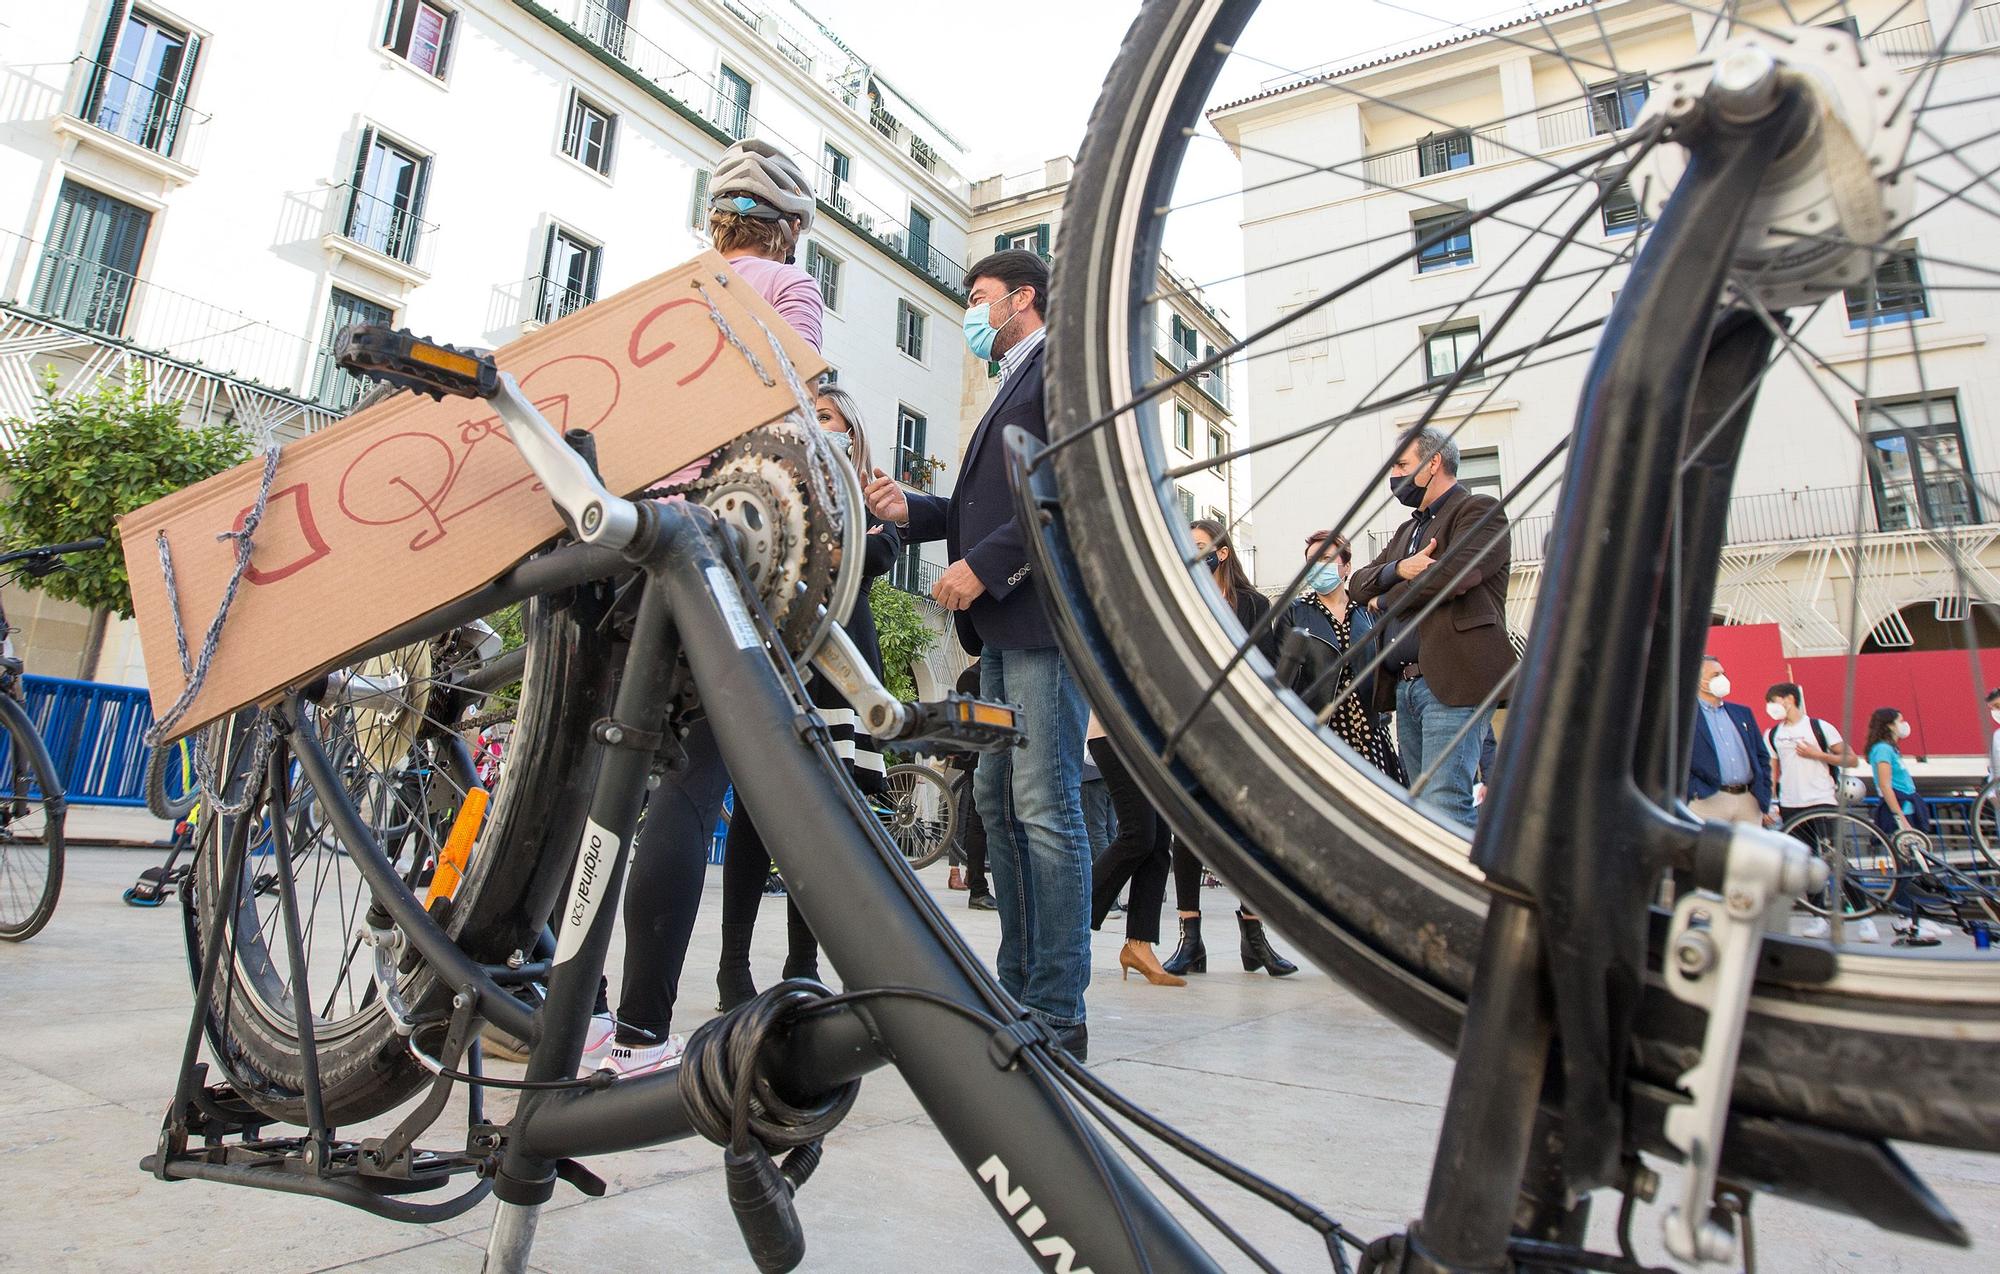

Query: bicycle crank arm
<box><xmin>1661</xmin><ymin>821</ymin><xmax>1827</xmax><ymax>1264</ymax></box>
<box><xmin>809</xmin><ymin>623</ymin><xmax>1023</xmax><ymax>753</ymax></box>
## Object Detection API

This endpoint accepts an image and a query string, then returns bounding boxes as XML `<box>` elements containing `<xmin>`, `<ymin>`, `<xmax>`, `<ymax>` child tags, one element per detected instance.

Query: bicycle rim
<box><xmin>1043</xmin><ymin>0</ymin><xmax>2000</xmax><ymax>1164</ymax></box>
<box><xmin>0</xmin><ymin>724</ymin><xmax>62</xmax><ymax>941</ymax></box>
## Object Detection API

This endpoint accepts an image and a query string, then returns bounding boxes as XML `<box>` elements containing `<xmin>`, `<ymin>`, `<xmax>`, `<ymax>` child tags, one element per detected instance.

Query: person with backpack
<box><xmin>1763</xmin><ymin>682</ymin><xmax>1858</xmax><ymax>843</ymax></box>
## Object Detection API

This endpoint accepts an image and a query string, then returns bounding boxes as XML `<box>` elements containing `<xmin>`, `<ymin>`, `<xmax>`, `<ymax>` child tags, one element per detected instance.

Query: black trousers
<box><xmin>610</xmin><ymin>717</ymin><xmax>729</xmax><ymax>1043</ymax></box>
<box><xmin>952</xmin><ymin>765</ymin><xmax>989</xmax><ymax>895</ymax></box>
<box><xmin>720</xmin><ymin>800</ymin><xmax>817</xmax><ymax>968</ymax></box>
<box><xmin>1087</xmin><ymin>738</ymin><xmax>1169</xmax><ymax>944</ymax></box>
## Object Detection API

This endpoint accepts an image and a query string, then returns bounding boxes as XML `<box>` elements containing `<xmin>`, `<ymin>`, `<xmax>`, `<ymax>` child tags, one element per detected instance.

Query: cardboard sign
<box><xmin>121</xmin><ymin>251</ymin><xmax>826</xmax><ymax>736</ymax></box>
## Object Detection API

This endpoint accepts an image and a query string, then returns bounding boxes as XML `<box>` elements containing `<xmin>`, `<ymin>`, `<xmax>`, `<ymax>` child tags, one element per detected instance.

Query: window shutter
<box><xmin>689</xmin><ymin>169</ymin><xmax>711</xmax><ymax>233</ymax></box>
<box><xmin>561</xmin><ymin>90</ymin><xmax>579</xmax><ymax>156</ymax></box>
<box><xmin>86</xmin><ymin>1</ymin><xmax>127</xmax><ymax>116</ymax></box>
<box><xmin>434</xmin><ymin>6</ymin><xmax>457</xmax><ymax>75</ymax></box>
<box><xmin>994</xmin><ymin>232</ymin><xmax>1008</xmax><ymax>252</ymax></box>
<box><xmin>164</xmin><ymin>32</ymin><xmax>200</xmax><ymax>154</ymax></box>
<box><xmin>541</xmin><ymin>222</ymin><xmax>558</xmax><ymax>280</ymax></box>
<box><xmin>409</xmin><ymin>154</ymin><xmax>433</xmax><ymax>252</ymax></box>
<box><xmin>1034</xmin><ymin>223</ymin><xmax>1050</xmax><ymax>257</ymax></box>
<box><xmin>601</xmin><ymin>111</ymin><xmax>617</xmax><ymax>173</ymax></box>
<box><xmin>388</xmin><ymin>0</ymin><xmax>418</xmax><ymax>50</ymax></box>
<box><xmin>349</xmin><ymin>126</ymin><xmax>375</xmax><ymax>194</ymax></box>
<box><xmin>585</xmin><ymin>241</ymin><xmax>601</xmax><ymax>300</ymax></box>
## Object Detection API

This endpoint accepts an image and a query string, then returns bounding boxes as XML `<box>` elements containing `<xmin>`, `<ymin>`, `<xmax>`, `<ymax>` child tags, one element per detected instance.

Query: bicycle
<box><xmin>877</xmin><ymin>761</ymin><xmax>957</xmax><ymax>870</ymax></box>
<box><xmin>141</xmin><ymin>7</ymin><xmax>2000</xmax><ymax>1272</ymax></box>
<box><xmin>0</xmin><ymin>537</ymin><xmax>104</xmax><ymax>941</ymax></box>
<box><xmin>1780</xmin><ymin>802</ymin><xmax>2000</xmax><ymax>931</ymax></box>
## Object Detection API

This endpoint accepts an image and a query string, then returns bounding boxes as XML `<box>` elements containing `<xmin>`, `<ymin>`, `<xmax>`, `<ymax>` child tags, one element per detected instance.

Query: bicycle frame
<box><xmin>226</xmin><ymin>497</ymin><xmax>1222</xmax><ymax>1272</ymax></box>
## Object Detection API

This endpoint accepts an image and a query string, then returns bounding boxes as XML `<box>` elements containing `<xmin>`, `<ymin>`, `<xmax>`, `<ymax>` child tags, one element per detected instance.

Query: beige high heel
<box><xmin>1119</xmin><ymin>939</ymin><xmax>1187</xmax><ymax>987</ymax></box>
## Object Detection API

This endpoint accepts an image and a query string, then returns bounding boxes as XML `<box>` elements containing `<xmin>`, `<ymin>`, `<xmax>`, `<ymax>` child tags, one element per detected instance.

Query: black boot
<box><xmin>1238</xmin><ymin>911</ymin><xmax>1298</xmax><ymax>977</ymax></box>
<box><xmin>716</xmin><ymin>921</ymin><xmax>758</xmax><ymax>1011</ymax></box>
<box><xmin>782</xmin><ymin>901</ymin><xmax>822</xmax><ymax>984</ymax></box>
<box><xmin>1160</xmin><ymin>917</ymin><xmax>1206</xmax><ymax>976</ymax></box>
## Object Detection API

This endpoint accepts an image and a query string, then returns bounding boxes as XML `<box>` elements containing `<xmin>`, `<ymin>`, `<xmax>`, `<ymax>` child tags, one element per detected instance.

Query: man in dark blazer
<box><xmin>1686</xmin><ymin>655</ymin><xmax>1775</xmax><ymax>827</ymax></box>
<box><xmin>1349</xmin><ymin>427</ymin><xmax>1516</xmax><ymax>828</ymax></box>
<box><xmin>863</xmin><ymin>250</ymin><xmax>1093</xmax><ymax>1058</ymax></box>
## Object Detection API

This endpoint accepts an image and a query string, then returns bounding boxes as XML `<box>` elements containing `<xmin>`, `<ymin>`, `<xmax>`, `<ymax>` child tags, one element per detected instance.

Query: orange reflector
<box><xmin>409</xmin><ymin>342</ymin><xmax>480</xmax><ymax>379</ymax></box>
<box><xmin>425</xmin><ymin>788</ymin><xmax>489</xmax><ymax>906</ymax></box>
<box><xmin>967</xmin><ymin>702</ymin><xmax>1015</xmax><ymax>727</ymax></box>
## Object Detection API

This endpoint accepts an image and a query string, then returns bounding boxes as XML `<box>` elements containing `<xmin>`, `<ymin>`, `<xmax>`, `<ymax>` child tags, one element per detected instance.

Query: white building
<box><xmin>1</xmin><ymin>0</ymin><xmax>977</xmax><ymax>680</ymax></box>
<box><xmin>1211</xmin><ymin>0</ymin><xmax>2000</xmax><ymax>656</ymax></box>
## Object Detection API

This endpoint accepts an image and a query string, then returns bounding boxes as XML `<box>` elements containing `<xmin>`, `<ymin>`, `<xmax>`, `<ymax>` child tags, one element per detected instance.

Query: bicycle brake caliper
<box><xmin>1661</xmin><ymin>822</ymin><xmax>1827</xmax><ymax>1264</ymax></box>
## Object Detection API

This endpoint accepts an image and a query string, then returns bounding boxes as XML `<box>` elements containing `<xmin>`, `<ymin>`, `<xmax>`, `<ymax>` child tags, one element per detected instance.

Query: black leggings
<box><xmin>1087</xmin><ymin>738</ymin><xmax>1168</xmax><ymax>944</ymax></box>
<box><xmin>721</xmin><ymin>801</ymin><xmax>818</xmax><ymax>969</ymax></box>
<box><xmin>608</xmin><ymin>718</ymin><xmax>729</xmax><ymax>1044</ymax></box>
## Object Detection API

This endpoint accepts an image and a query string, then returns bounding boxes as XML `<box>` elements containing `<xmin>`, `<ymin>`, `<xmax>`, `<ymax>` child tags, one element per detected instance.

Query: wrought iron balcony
<box><xmin>890</xmin><ymin>553</ymin><xmax>944</xmax><ymax>598</ymax></box>
<box><xmin>327</xmin><ymin>183</ymin><xmax>438</xmax><ymax>273</ymax></box>
<box><xmin>1361</xmin><ymin>125</ymin><xmax>1507</xmax><ymax>187</ymax></box>
<box><xmin>529</xmin><ymin>274</ymin><xmax>596</xmax><ymax>326</ymax></box>
<box><xmin>70</xmin><ymin>57</ymin><xmax>210</xmax><ymax>168</ymax></box>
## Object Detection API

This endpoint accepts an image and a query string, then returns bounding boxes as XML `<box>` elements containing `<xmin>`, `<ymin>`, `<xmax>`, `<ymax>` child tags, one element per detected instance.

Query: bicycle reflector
<box><xmin>335</xmin><ymin>324</ymin><xmax>499</xmax><ymax>401</ymax></box>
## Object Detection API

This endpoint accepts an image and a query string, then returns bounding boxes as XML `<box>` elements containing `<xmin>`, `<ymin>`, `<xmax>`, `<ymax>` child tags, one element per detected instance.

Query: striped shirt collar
<box><xmin>999</xmin><ymin>325</ymin><xmax>1046</xmax><ymax>388</ymax></box>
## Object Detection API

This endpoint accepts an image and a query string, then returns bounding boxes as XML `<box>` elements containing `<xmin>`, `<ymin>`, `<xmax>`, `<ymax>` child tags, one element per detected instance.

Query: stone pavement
<box><xmin>3</xmin><ymin>849</ymin><xmax>1995</xmax><ymax>1272</ymax></box>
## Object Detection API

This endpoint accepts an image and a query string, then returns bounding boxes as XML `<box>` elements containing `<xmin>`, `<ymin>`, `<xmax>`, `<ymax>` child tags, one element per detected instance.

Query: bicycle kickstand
<box><xmin>1659</xmin><ymin>821</ymin><xmax>1826</xmax><ymax>1264</ymax></box>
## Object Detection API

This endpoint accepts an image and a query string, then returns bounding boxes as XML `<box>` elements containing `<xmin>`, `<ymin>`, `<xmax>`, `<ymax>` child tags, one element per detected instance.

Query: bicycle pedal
<box><xmin>894</xmin><ymin>693</ymin><xmax>1024</xmax><ymax>753</ymax></box>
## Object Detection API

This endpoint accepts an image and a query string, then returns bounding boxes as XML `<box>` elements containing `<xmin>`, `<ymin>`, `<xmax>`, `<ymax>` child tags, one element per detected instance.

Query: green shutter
<box><xmin>689</xmin><ymin>168</ymin><xmax>710</xmax><ymax>232</ymax></box>
<box><xmin>87</xmin><ymin>1</ymin><xmax>127</xmax><ymax>114</ymax></box>
<box><xmin>434</xmin><ymin>6</ymin><xmax>457</xmax><ymax>75</ymax></box>
<box><xmin>1034</xmin><ymin>223</ymin><xmax>1050</xmax><ymax>258</ymax></box>
<box><xmin>994</xmin><ymin>232</ymin><xmax>1008</xmax><ymax>252</ymax></box>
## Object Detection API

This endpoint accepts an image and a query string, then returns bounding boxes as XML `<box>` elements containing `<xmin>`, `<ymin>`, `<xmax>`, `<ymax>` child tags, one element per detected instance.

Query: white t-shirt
<box><xmin>1770</xmin><ymin>717</ymin><xmax>1844</xmax><ymax>808</ymax></box>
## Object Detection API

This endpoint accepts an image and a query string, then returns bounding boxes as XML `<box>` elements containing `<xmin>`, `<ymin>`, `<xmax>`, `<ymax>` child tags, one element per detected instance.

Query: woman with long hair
<box><xmin>716</xmin><ymin>385</ymin><xmax>901</xmax><ymax>1006</ymax></box>
<box><xmin>1865</xmin><ymin>707</ymin><xmax>1932</xmax><ymax>838</ymax></box>
<box><xmin>1160</xmin><ymin>520</ymin><xmax>1299</xmax><ymax>979</ymax></box>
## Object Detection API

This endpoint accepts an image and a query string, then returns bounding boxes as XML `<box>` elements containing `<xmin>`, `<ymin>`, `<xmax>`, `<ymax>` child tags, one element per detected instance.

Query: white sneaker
<box><xmin>594</xmin><ymin>1034</ymin><xmax>685</xmax><ymax>1078</ymax></box>
<box><xmin>574</xmin><ymin>1013</ymin><xmax>618</xmax><ymax>1070</ymax></box>
<box><xmin>1853</xmin><ymin>918</ymin><xmax>1883</xmax><ymax>944</ymax></box>
<box><xmin>1797</xmin><ymin>915</ymin><xmax>1831</xmax><ymax>940</ymax></box>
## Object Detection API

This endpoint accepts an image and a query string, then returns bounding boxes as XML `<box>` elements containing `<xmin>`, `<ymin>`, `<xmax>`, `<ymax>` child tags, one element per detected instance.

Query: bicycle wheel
<box><xmin>1783</xmin><ymin>808</ymin><xmax>1897</xmax><ymax>919</ymax></box>
<box><xmin>0</xmin><ymin>706</ymin><xmax>65</xmax><ymax>942</ymax></box>
<box><xmin>1041</xmin><ymin>0</ymin><xmax>2000</xmax><ymax>1171</ymax></box>
<box><xmin>187</xmin><ymin>597</ymin><xmax>615</xmax><ymax>1125</ymax></box>
<box><xmin>880</xmin><ymin>763</ymin><xmax>957</xmax><ymax>869</ymax></box>
<box><xmin>1971</xmin><ymin>781</ymin><xmax>2000</xmax><ymax>877</ymax></box>
<box><xmin>144</xmin><ymin>737</ymin><xmax>199</xmax><ymax>822</ymax></box>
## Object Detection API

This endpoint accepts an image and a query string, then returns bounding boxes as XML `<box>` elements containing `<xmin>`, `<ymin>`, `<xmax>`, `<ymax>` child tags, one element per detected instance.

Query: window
<box><xmin>891</xmin><ymin>543</ymin><xmax>927</xmax><ymax>593</ymax></box>
<box><xmin>383</xmin><ymin>0</ymin><xmax>455</xmax><ymax>78</ymax></box>
<box><xmin>537</xmin><ymin>225</ymin><xmax>600</xmax><ymax>324</ymax></box>
<box><xmin>996</xmin><ymin>224</ymin><xmax>1051</xmax><ymax>258</ymax></box>
<box><xmin>1862</xmin><ymin>394</ymin><xmax>1979</xmax><ymax>529</ymax></box>
<box><xmin>580</xmin><ymin>0</ymin><xmax>629</xmax><ymax>57</ymax></box>
<box><xmin>84</xmin><ymin>7</ymin><xmax>200</xmax><ymax>157</ymax></box>
<box><xmin>562</xmin><ymin>88</ymin><xmax>616</xmax><ymax>175</ymax></box>
<box><xmin>1424</xmin><ymin>321</ymin><xmax>1482</xmax><ymax>384</ymax></box>
<box><xmin>1601</xmin><ymin>180</ymin><xmax>1643</xmax><ymax>235</ymax></box>
<box><xmin>1208</xmin><ymin>425</ymin><xmax>1228</xmax><ymax>477</ymax></box>
<box><xmin>717</xmin><ymin>65</ymin><xmax>751</xmax><ymax>140</ymax></box>
<box><xmin>313</xmin><ymin>287</ymin><xmax>395</xmax><ymax>410</ymax></box>
<box><xmin>1173</xmin><ymin>402</ymin><xmax>1194</xmax><ymax>454</ymax></box>
<box><xmin>27</xmin><ymin>180</ymin><xmax>151</xmax><ymax>337</ymax></box>
<box><xmin>823</xmin><ymin>143</ymin><xmax>849</xmax><ymax>204</ymax></box>
<box><xmin>1413</xmin><ymin>209</ymin><xmax>1473</xmax><ymax>273</ymax></box>
<box><xmin>1845</xmin><ymin>245</ymin><xmax>1929</xmax><ymax>327</ymax></box>
<box><xmin>1458</xmin><ymin>447</ymin><xmax>1503</xmax><ymax>497</ymax></box>
<box><xmin>908</xmin><ymin>206</ymin><xmax>933</xmax><ymax>271</ymax></box>
<box><xmin>688</xmin><ymin>168</ymin><xmax>711</xmax><ymax>233</ymax></box>
<box><xmin>896</xmin><ymin>406</ymin><xmax>929</xmax><ymax>488</ymax></box>
<box><xmin>895</xmin><ymin>299</ymin><xmax>925</xmax><ymax>360</ymax></box>
<box><xmin>1174</xmin><ymin>486</ymin><xmax>1197</xmax><ymax>523</ymax></box>
<box><xmin>343</xmin><ymin>128</ymin><xmax>431</xmax><ymax>264</ymax></box>
<box><xmin>1165</xmin><ymin>313</ymin><xmax>1198</xmax><ymax>369</ymax></box>
<box><xmin>1823</xmin><ymin>15</ymin><xmax>1862</xmax><ymax>38</ymax></box>
<box><xmin>1589</xmin><ymin>74</ymin><xmax>1649</xmax><ymax>134</ymax></box>
<box><xmin>818</xmin><ymin>366</ymin><xmax>837</xmax><ymax>385</ymax></box>
<box><xmin>804</xmin><ymin>242</ymin><xmax>841</xmax><ymax>311</ymax></box>
<box><xmin>1417</xmin><ymin>129</ymin><xmax>1474</xmax><ymax>176</ymax></box>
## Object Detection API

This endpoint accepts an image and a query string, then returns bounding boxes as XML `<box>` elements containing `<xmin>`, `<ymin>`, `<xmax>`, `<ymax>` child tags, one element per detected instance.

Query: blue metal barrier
<box><xmin>2</xmin><ymin>674</ymin><xmax>161</xmax><ymax>807</ymax></box>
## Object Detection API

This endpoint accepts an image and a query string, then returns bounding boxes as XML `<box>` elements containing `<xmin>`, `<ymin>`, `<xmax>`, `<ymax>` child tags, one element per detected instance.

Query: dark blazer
<box><xmin>902</xmin><ymin>337</ymin><xmax>1052</xmax><ymax>655</ymax></box>
<box><xmin>1349</xmin><ymin>485</ymin><xmax>1516</xmax><ymax>713</ymax></box>
<box><xmin>1687</xmin><ymin>700</ymin><xmax>1774</xmax><ymax>808</ymax></box>
<box><xmin>842</xmin><ymin>514</ymin><xmax>901</xmax><ymax>677</ymax></box>
<box><xmin>1279</xmin><ymin>593</ymin><xmax>1382</xmax><ymax>714</ymax></box>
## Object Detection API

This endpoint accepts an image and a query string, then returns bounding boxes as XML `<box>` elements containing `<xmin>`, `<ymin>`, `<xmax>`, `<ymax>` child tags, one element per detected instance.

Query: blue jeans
<box><xmin>1081</xmin><ymin>777</ymin><xmax>1116</xmax><ymax>862</ymax></box>
<box><xmin>976</xmin><ymin>646</ymin><xmax>1093</xmax><ymax>1028</ymax></box>
<box><xmin>1396</xmin><ymin>675</ymin><xmax>1492</xmax><ymax>829</ymax></box>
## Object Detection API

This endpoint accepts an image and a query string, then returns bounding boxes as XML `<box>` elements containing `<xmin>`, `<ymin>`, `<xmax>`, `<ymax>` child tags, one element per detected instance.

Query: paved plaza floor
<box><xmin>3</xmin><ymin>849</ymin><xmax>1995</xmax><ymax>1272</ymax></box>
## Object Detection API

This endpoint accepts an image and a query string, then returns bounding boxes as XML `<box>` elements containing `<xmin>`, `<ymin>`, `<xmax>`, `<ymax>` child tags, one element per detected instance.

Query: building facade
<box><xmin>2</xmin><ymin>0</ymin><xmax>977</xmax><ymax>679</ymax></box>
<box><xmin>1211</xmin><ymin>0</ymin><xmax>2000</xmax><ymax>681</ymax></box>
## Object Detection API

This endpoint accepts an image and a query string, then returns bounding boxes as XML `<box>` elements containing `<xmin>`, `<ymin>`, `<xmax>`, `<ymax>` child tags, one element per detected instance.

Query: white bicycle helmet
<box><xmin>710</xmin><ymin>138</ymin><xmax>815</xmax><ymax>233</ymax></box>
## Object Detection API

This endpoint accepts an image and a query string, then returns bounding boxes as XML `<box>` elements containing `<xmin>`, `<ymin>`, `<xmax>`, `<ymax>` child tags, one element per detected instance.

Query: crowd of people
<box><xmin>535</xmin><ymin>136</ymin><xmax>1977</xmax><ymax>1082</ymax></box>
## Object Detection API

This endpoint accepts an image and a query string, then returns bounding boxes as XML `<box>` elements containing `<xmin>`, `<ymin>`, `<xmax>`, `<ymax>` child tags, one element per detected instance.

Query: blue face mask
<box><xmin>963</xmin><ymin>288</ymin><xmax>1023</xmax><ymax>360</ymax></box>
<box><xmin>1305</xmin><ymin>563</ymin><xmax>1343</xmax><ymax>593</ymax></box>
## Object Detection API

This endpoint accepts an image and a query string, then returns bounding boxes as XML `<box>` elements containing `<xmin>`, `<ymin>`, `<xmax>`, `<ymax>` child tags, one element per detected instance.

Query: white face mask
<box><xmin>1765</xmin><ymin>701</ymin><xmax>1786</xmax><ymax>722</ymax></box>
<box><xmin>1706</xmin><ymin>673</ymin><xmax>1731</xmax><ymax>699</ymax></box>
<box><xmin>1895</xmin><ymin>720</ymin><xmax>1912</xmax><ymax>739</ymax></box>
<box><xmin>1991</xmin><ymin>707</ymin><xmax>2000</xmax><ymax>726</ymax></box>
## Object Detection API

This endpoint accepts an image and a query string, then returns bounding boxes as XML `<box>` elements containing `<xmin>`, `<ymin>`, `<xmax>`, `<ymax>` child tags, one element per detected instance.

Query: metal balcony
<box><xmin>71</xmin><ymin>57</ymin><xmax>210</xmax><ymax>168</ymax></box>
<box><xmin>327</xmin><ymin>184</ymin><xmax>438</xmax><ymax>274</ymax></box>
<box><xmin>1360</xmin><ymin>125</ymin><xmax>1507</xmax><ymax>187</ymax></box>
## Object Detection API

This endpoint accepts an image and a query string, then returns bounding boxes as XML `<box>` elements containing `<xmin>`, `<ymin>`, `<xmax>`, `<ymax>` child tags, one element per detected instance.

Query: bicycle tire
<box><xmin>1971</xmin><ymin>781</ymin><xmax>2000</xmax><ymax>877</ymax></box>
<box><xmin>1783</xmin><ymin>809</ymin><xmax>1896</xmax><ymax>920</ymax></box>
<box><xmin>186</xmin><ymin>592</ymin><xmax>615</xmax><ymax>1126</ymax></box>
<box><xmin>1043</xmin><ymin>0</ymin><xmax>2000</xmax><ymax>1156</ymax></box>
<box><xmin>0</xmin><ymin>706</ymin><xmax>65</xmax><ymax>942</ymax></box>
<box><xmin>881</xmin><ymin>762</ymin><xmax>956</xmax><ymax>869</ymax></box>
<box><xmin>144</xmin><ymin>739</ymin><xmax>198</xmax><ymax>822</ymax></box>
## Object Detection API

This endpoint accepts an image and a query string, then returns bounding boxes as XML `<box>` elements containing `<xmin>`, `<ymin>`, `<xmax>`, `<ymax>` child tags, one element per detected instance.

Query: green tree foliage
<box><xmin>870</xmin><ymin>576</ymin><xmax>937</xmax><ymax>701</ymax></box>
<box><xmin>0</xmin><ymin>370</ymin><xmax>249</xmax><ymax>618</ymax></box>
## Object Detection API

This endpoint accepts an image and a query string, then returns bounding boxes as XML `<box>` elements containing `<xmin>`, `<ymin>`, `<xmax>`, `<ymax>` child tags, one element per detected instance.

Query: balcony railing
<box><xmin>528</xmin><ymin>274</ymin><xmax>595</xmax><ymax>326</ymax></box>
<box><xmin>719</xmin><ymin>0</ymin><xmax>762</xmax><ymax>29</ymax></box>
<box><xmin>890</xmin><ymin>553</ymin><xmax>944</xmax><ymax>598</ymax></box>
<box><xmin>1980</xmin><ymin>3</ymin><xmax>2000</xmax><ymax>45</ymax></box>
<box><xmin>72</xmin><ymin>58</ymin><xmax>210</xmax><ymax>168</ymax></box>
<box><xmin>1868</xmin><ymin>18</ymin><xmax>1935</xmax><ymax>59</ymax></box>
<box><xmin>1503</xmin><ymin>469</ymin><xmax>2000</xmax><ymax>562</ymax></box>
<box><xmin>328</xmin><ymin>183</ymin><xmax>438</xmax><ymax>273</ymax></box>
<box><xmin>3</xmin><ymin>230</ymin><xmax>318</xmax><ymax>398</ymax></box>
<box><xmin>1361</xmin><ymin>126</ymin><xmax>1506</xmax><ymax>187</ymax></box>
<box><xmin>1155</xmin><ymin>330</ymin><xmax>1232</xmax><ymax>411</ymax></box>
